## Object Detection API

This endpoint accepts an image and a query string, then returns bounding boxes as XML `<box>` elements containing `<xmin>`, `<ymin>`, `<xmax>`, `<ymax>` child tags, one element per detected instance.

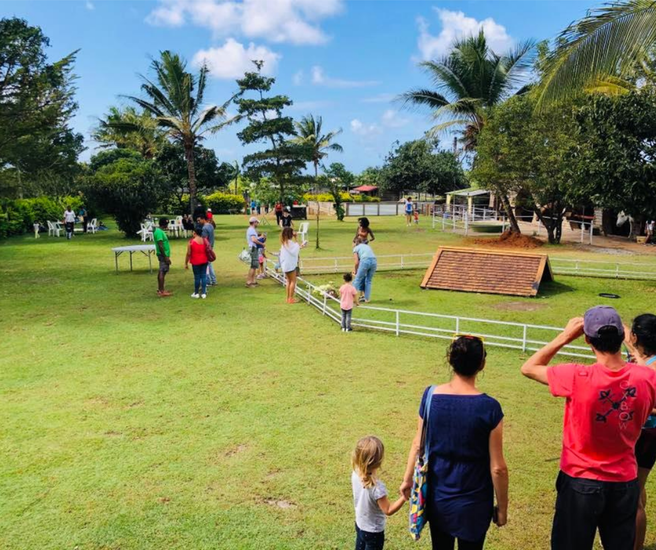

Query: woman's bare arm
<box><xmin>399</xmin><ymin>415</ymin><xmax>423</xmax><ymax>499</ymax></box>
<box><xmin>489</xmin><ymin>420</ymin><xmax>509</xmax><ymax>527</ymax></box>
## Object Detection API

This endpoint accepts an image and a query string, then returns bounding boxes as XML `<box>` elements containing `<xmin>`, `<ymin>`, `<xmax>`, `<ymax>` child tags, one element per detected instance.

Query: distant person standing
<box><xmin>646</xmin><ymin>220</ymin><xmax>654</xmax><ymax>244</ymax></box>
<box><xmin>199</xmin><ymin>214</ymin><xmax>216</xmax><ymax>286</ymax></box>
<box><xmin>274</xmin><ymin>202</ymin><xmax>283</xmax><ymax>226</ymax></box>
<box><xmin>353</xmin><ymin>237</ymin><xmax>377</xmax><ymax>303</ymax></box>
<box><xmin>279</xmin><ymin>227</ymin><xmax>305</xmax><ymax>304</ymax></box>
<box><xmin>280</xmin><ymin>208</ymin><xmax>294</xmax><ymax>229</ymax></box>
<box><xmin>185</xmin><ymin>224</ymin><xmax>209</xmax><ymax>299</ymax></box>
<box><xmin>63</xmin><ymin>206</ymin><xmax>76</xmax><ymax>239</ymax></box>
<box><xmin>405</xmin><ymin>197</ymin><xmax>414</xmax><ymax>226</ymax></box>
<box><xmin>206</xmin><ymin>208</ymin><xmax>215</xmax><ymax>228</ymax></box>
<box><xmin>153</xmin><ymin>218</ymin><xmax>172</xmax><ymax>297</ymax></box>
<box><xmin>521</xmin><ymin>307</ymin><xmax>656</xmax><ymax>550</ymax></box>
<box><xmin>246</xmin><ymin>217</ymin><xmax>263</xmax><ymax>287</ymax></box>
<box><xmin>354</xmin><ymin>217</ymin><xmax>375</xmax><ymax>243</ymax></box>
<box><xmin>250</xmin><ymin>199</ymin><xmax>257</xmax><ymax>215</ymax></box>
<box><xmin>339</xmin><ymin>273</ymin><xmax>358</xmax><ymax>332</ymax></box>
<box><xmin>78</xmin><ymin>206</ymin><xmax>87</xmax><ymax>234</ymax></box>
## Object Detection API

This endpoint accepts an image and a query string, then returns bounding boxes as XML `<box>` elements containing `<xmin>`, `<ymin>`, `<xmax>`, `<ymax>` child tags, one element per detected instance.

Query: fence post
<box><xmin>589</xmin><ymin>222</ymin><xmax>594</xmax><ymax>245</ymax></box>
<box><xmin>334</xmin><ymin>258</ymin><xmax>338</xmax><ymax>273</ymax></box>
<box><xmin>395</xmin><ymin>311</ymin><xmax>400</xmax><ymax>336</ymax></box>
<box><xmin>616</xmin><ymin>263</ymin><xmax>620</xmax><ymax>279</ymax></box>
<box><xmin>307</xmin><ymin>282</ymin><xmax>311</xmax><ymax>304</ymax></box>
<box><xmin>322</xmin><ymin>293</ymin><xmax>327</xmax><ymax>315</ymax></box>
<box><xmin>401</xmin><ymin>255</ymin><xmax>404</xmax><ymax>269</ymax></box>
<box><xmin>522</xmin><ymin>325</ymin><xmax>527</xmax><ymax>352</ymax></box>
<box><xmin>455</xmin><ymin>317</ymin><xmax>460</xmax><ymax>335</ymax></box>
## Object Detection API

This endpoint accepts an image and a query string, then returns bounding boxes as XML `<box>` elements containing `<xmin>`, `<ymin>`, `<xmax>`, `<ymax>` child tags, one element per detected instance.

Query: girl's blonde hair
<box><xmin>280</xmin><ymin>227</ymin><xmax>295</xmax><ymax>245</ymax></box>
<box><xmin>352</xmin><ymin>436</ymin><xmax>384</xmax><ymax>488</ymax></box>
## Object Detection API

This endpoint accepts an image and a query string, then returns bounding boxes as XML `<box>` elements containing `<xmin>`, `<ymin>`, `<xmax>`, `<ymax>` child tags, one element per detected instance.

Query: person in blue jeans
<box><xmin>353</xmin><ymin>237</ymin><xmax>377</xmax><ymax>303</ymax></box>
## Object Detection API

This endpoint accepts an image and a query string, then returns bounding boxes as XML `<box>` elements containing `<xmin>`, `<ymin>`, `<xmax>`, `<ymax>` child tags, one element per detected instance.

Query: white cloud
<box><xmin>311</xmin><ymin>66</ymin><xmax>380</xmax><ymax>89</ymax></box>
<box><xmin>193</xmin><ymin>39</ymin><xmax>281</xmax><ymax>79</ymax></box>
<box><xmin>350</xmin><ymin>119</ymin><xmax>382</xmax><ymax>137</ymax></box>
<box><xmin>381</xmin><ymin>109</ymin><xmax>409</xmax><ymax>128</ymax></box>
<box><xmin>292</xmin><ymin>70</ymin><xmax>304</xmax><ymax>86</ymax></box>
<box><xmin>146</xmin><ymin>0</ymin><xmax>344</xmax><ymax>45</ymax></box>
<box><xmin>85</xmin><ymin>1</ymin><xmax>95</xmax><ymax>10</ymax></box>
<box><xmin>416</xmin><ymin>8</ymin><xmax>514</xmax><ymax>60</ymax></box>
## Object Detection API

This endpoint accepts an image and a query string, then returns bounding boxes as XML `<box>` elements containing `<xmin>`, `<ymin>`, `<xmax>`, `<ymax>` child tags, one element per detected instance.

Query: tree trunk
<box><xmin>500</xmin><ymin>194</ymin><xmax>521</xmax><ymax>233</ymax></box>
<box><xmin>314</xmin><ymin>161</ymin><xmax>320</xmax><ymax>249</ymax></box>
<box><xmin>185</xmin><ymin>142</ymin><xmax>197</xmax><ymax>215</ymax></box>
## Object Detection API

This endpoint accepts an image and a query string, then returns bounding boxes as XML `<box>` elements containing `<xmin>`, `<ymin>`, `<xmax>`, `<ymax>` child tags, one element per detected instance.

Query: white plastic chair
<box><xmin>137</xmin><ymin>223</ymin><xmax>153</xmax><ymax>242</ymax></box>
<box><xmin>297</xmin><ymin>222</ymin><xmax>309</xmax><ymax>243</ymax></box>
<box><xmin>47</xmin><ymin>221</ymin><xmax>62</xmax><ymax>237</ymax></box>
<box><xmin>87</xmin><ymin>218</ymin><xmax>98</xmax><ymax>234</ymax></box>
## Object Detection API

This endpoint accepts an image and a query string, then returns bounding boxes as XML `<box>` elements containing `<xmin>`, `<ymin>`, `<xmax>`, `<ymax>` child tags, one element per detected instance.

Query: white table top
<box><xmin>112</xmin><ymin>245</ymin><xmax>156</xmax><ymax>253</ymax></box>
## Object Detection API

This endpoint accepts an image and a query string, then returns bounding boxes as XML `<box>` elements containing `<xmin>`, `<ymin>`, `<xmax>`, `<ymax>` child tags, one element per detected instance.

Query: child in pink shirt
<box><xmin>339</xmin><ymin>272</ymin><xmax>359</xmax><ymax>332</ymax></box>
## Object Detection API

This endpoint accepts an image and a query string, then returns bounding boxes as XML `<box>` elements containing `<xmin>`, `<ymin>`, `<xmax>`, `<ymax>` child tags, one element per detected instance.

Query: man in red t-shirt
<box><xmin>521</xmin><ymin>306</ymin><xmax>656</xmax><ymax>550</ymax></box>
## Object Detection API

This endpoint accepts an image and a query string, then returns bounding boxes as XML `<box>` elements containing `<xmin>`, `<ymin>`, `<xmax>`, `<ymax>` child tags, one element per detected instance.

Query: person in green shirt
<box><xmin>154</xmin><ymin>218</ymin><xmax>172</xmax><ymax>297</ymax></box>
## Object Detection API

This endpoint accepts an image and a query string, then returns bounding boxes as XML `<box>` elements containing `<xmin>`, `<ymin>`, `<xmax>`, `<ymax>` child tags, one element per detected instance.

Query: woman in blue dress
<box><xmin>400</xmin><ymin>336</ymin><xmax>509</xmax><ymax>549</ymax></box>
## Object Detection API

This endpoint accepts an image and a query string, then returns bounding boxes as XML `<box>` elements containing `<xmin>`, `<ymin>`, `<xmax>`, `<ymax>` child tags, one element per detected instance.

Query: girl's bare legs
<box><xmin>287</xmin><ymin>271</ymin><xmax>298</xmax><ymax>303</ymax></box>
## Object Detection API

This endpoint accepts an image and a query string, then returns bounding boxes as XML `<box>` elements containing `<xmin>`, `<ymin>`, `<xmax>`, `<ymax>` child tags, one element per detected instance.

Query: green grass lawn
<box><xmin>2</xmin><ymin>215</ymin><xmax>656</xmax><ymax>550</ymax></box>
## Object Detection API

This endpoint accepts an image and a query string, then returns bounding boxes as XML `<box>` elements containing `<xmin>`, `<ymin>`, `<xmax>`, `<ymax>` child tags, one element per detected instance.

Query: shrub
<box><xmin>205</xmin><ymin>192</ymin><xmax>246</xmax><ymax>214</ymax></box>
<box><xmin>0</xmin><ymin>196</ymin><xmax>83</xmax><ymax>238</ymax></box>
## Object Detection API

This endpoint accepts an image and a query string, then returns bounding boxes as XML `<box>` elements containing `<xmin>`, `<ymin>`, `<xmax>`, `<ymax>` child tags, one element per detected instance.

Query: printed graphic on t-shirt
<box><xmin>596</xmin><ymin>383</ymin><xmax>637</xmax><ymax>428</ymax></box>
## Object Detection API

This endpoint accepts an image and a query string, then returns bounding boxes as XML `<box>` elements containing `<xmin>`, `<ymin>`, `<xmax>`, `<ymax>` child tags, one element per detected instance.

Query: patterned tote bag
<box><xmin>409</xmin><ymin>385</ymin><xmax>435</xmax><ymax>541</ymax></box>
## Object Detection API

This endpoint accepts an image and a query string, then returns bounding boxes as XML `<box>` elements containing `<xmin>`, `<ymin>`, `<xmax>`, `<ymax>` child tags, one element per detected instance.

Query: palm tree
<box><xmin>93</xmin><ymin>106</ymin><xmax>166</xmax><ymax>159</ymax></box>
<box><xmin>125</xmin><ymin>51</ymin><xmax>237</xmax><ymax>213</ymax></box>
<box><xmin>401</xmin><ymin>31</ymin><xmax>535</xmax><ymax>150</ymax></box>
<box><xmin>537</xmin><ymin>0</ymin><xmax>656</xmax><ymax>107</ymax></box>
<box><xmin>291</xmin><ymin>114</ymin><xmax>343</xmax><ymax>249</ymax></box>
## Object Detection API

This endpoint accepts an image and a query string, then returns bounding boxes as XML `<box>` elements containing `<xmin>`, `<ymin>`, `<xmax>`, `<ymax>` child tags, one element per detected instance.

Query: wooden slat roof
<box><xmin>420</xmin><ymin>247</ymin><xmax>553</xmax><ymax>297</ymax></box>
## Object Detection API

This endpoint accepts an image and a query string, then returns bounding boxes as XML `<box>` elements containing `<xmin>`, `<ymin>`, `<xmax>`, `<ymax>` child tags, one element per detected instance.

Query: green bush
<box><xmin>205</xmin><ymin>192</ymin><xmax>246</xmax><ymax>214</ymax></box>
<box><xmin>351</xmin><ymin>195</ymin><xmax>381</xmax><ymax>202</ymax></box>
<box><xmin>159</xmin><ymin>194</ymin><xmax>208</xmax><ymax>216</ymax></box>
<box><xmin>0</xmin><ymin>196</ymin><xmax>83</xmax><ymax>238</ymax></box>
<box><xmin>304</xmin><ymin>192</ymin><xmax>351</xmax><ymax>203</ymax></box>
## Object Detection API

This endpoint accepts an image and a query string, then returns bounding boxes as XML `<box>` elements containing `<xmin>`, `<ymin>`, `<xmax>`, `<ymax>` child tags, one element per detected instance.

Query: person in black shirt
<box><xmin>281</xmin><ymin>208</ymin><xmax>294</xmax><ymax>228</ymax></box>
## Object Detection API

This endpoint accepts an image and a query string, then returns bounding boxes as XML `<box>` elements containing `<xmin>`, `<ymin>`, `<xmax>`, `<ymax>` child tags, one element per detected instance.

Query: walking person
<box><xmin>63</xmin><ymin>206</ymin><xmax>76</xmax><ymax>240</ymax></box>
<box><xmin>353</xmin><ymin>237</ymin><xmax>377</xmax><ymax>303</ymax></box>
<box><xmin>521</xmin><ymin>307</ymin><xmax>656</xmax><ymax>550</ymax></box>
<box><xmin>354</xmin><ymin>217</ymin><xmax>375</xmax><ymax>243</ymax></box>
<box><xmin>279</xmin><ymin>227</ymin><xmax>305</xmax><ymax>304</ymax></box>
<box><xmin>274</xmin><ymin>201</ymin><xmax>283</xmax><ymax>226</ymax></box>
<box><xmin>339</xmin><ymin>272</ymin><xmax>358</xmax><ymax>332</ymax></box>
<box><xmin>153</xmin><ymin>218</ymin><xmax>172</xmax><ymax>297</ymax></box>
<box><xmin>624</xmin><ymin>314</ymin><xmax>656</xmax><ymax>550</ymax></box>
<box><xmin>400</xmin><ymin>336</ymin><xmax>508</xmax><ymax>550</ymax></box>
<box><xmin>199</xmin><ymin>214</ymin><xmax>217</xmax><ymax>287</ymax></box>
<box><xmin>246</xmin><ymin>217</ymin><xmax>264</xmax><ymax>287</ymax></box>
<box><xmin>352</xmin><ymin>436</ymin><xmax>407</xmax><ymax>550</ymax></box>
<box><xmin>185</xmin><ymin>224</ymin><xmax>209</xmax><ymax>299</ymax></box>
<box><xmin>405</xmin><ymin>197</ymin><xmax>414</xmax><ymax>226</ymax></box>
<box><xmin>280</xmin><ymin>207</ymin><xmax>294</xmax><ymax>229</ymax></box>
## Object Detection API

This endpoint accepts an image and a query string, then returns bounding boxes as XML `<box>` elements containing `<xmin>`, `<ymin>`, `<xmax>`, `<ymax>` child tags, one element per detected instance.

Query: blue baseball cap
<box><xmin>583</xmin><ymin>306</ymin><xmax>624</xmax><ymax>338</ymax></box>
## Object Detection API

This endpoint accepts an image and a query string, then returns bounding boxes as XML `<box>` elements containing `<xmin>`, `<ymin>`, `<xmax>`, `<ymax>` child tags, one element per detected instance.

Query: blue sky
<box><xmin>2</xmin><ymin>0</ymin><xmax>599</xmax><ymax>172</ymax></box>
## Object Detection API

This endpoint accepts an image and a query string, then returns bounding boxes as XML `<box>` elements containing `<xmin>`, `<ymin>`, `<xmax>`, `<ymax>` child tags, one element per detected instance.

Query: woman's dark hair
<box><xmin>193</xmin><ymin>223</ymin><xmax>204</xmax><ymax>236</ymax></box>
<box><xmin>632</xmin><ymin>314</ymin><xmax>656</xmax><ymax>357</ymax></box>
<box><xmin>447</xmin><ymin>336</ymin><xmax>486</xmax><ymax>377</ymax></box>
<box><xmin>359</xmin><ymin>217</ymin><xmax>370</xmax><ymax>229</ymax></box>
<box><xmin>588</xmin><ymin>326</ymin><xmax>624</xmax><ymax>354</ymax></box>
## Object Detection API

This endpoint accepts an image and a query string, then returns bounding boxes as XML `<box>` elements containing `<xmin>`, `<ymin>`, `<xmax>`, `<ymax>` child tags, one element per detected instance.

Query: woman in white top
<box><xmin>279</xmin><ymin>227</ymin><xmax>306</xmax><ymax>303</ymax></box>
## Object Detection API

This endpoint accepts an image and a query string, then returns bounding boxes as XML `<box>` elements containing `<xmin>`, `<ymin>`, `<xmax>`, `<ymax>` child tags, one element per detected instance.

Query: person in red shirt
<box><xmin>184</xmin><ymin>224</ymin><xmax>209</xmax><ymax>299</ymax></box>
<box><xmin>521</xmin><ymin>306</ymin><xmax>656</xmax><ymax>550</ymax></box>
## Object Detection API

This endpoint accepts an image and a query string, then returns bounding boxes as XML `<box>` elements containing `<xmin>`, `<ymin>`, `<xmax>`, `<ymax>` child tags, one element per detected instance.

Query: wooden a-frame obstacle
<box><xmin>420</xmin><ymin>247</ymin><xmax>554</xmax><ymax>297</ymax></box>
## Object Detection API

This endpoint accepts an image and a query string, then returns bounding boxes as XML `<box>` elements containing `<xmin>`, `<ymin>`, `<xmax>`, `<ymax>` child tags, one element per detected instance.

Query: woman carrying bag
<box><xmin>185</xmin><ymin>224</ymin><xmax>214</xmax><ymax>299</ymax></box>
<box><xmin>400</xmin><ymin>336</ymin><xmax>509</xmax><ymax>549</ymax></box>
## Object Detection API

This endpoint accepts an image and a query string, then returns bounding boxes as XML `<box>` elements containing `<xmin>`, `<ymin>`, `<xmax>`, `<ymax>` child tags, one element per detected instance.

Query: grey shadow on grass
<box><xmin>538</xmin><ymin>281</ymin><xmax>574</xmax><ymax>297</ymax></box>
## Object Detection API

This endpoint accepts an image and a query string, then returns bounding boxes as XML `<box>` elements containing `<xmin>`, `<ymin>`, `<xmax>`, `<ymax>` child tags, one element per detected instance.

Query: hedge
<box><xmin>0</xmin><ymin>196</ymin><xmax>83</xmax><ymax>238</ymax></box>
<box><xmin>205</xmin><ymin>192</ymin><xmax>246</xmax><ymax>214</ymax></box>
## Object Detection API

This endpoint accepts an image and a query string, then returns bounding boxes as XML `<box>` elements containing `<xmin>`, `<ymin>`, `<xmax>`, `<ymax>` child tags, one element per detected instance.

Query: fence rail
<box><xmin>264</xmin><ymin>261</ymin><xmax>594</xmax><ymax>359</ymax></box>
<box><xmin>298</xmin><ymin>252</ymin><xmax>656</xmax><ymax>280</ymax></box>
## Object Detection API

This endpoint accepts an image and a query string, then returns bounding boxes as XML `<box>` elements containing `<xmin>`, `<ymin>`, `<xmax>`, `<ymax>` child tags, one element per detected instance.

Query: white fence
<box><xmin>265</xmin><ymin>261</ymin><xmax>593</xmax><ymax>359</ymax></box>
<box><xmin>432</xmin><ymin>205</ymin><xmax>508</xmax><ymax>235</ymax></box>
<box><xmin>344</xmin><ymin>202</ymin><xmax>403</xmax><ymax>217</ymax></box>
<box><xmin>298</xmin><ymin>252</ymin><xmax>656</xmax><ymax>280</ymax></box>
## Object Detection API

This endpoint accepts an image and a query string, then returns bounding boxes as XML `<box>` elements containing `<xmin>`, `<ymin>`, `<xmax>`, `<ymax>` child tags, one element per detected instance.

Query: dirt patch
<box><xmin>263</xmin><ymin>499</ymin><xmax>297</xmax><ymax>510</ymax></box>
<box><xmin>471</xmin><ymin>231</ymin><xmax>544</xmax><ymax>250</ymax></box>
<box><xmin>495</xmin><ymin>302</ymin><xmax>547</xmax><ymax>312</ymax></box>
<box><xmin>225</xmin><ymin>444</ymin><xmax>248</xmax><ymax>457</ymax></box>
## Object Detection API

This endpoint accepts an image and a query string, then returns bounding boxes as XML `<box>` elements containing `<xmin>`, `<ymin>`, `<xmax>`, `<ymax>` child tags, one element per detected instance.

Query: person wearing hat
<box><xmin>246</xmin><ymin>217</ymin><xmax>264</xmax><ymax>287</ymax></box>
<box><xmin>521</xmin><ymin>306</ymin><xmax>656</xmax><ymax>550</ymax></box>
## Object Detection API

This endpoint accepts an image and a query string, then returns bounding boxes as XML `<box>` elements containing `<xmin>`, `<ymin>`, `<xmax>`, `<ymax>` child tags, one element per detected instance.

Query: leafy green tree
<box><xmin>324</xmin><ymin>162</ymin><xmax>354</xmax><ymax>221</ymax></box>
<box><xmin>235</xmin><ymin>61</ymin><xmax>311</xmax><ymax>203</ymax></box>
<box><xmin>0</xmin><ymin>18</ymin><xmax>83</xmax><ymax>197</ymax></box>
<box><xmin>354</xmin><ymin>167</ymin><xmax>383</xmax><ymax>189</ymax></box>
<box><xmin>379</xmin><ymin>139</ymin><xmax>467</xmax><ymax>199</ymax></box>
<box><xmin>473</xmin><ymin>93</ymin><xmax>577</xmax><ymax>241</ymax></box>
<box><xmin>84</xmin><ymin>155</ymin><xmax>163</xmax><ymax>237</ymax></box>
<box><xmin>401</xmin><ymin>31</ymin><xmax>534</xmax><ymax>150</ymax></box>
<box><xmin>537</xmin><ymin>0</ymin><xmax>656</xmax><ymax>106</ymax></box>
<box><xmin>291</xmin><ymin>114</ymin><xmax>343</xmax><ymax>248</ymax></box>
<box><xmin>93</xmin><ymin>106</ymin><xmax>166</xmax><ymax>159</ymax></box>
<box><xmin>125</xmin><ymin>51</ymin><xmax>236</xmax><ymax>213</ymax></box>
<box><xmin>568</xmin><ymin>88</ymin><xmax>656</xmax><ymax>235</ymax></box>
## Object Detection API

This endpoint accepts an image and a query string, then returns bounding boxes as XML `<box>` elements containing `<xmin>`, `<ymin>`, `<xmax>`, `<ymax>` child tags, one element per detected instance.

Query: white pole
<box><xmin>395</xmin><ymin>311</ymin><xmax>400</xmax><ymax>336</ymax></box>
<box><xmin>522</xmin><ymin>325</ymin><xmax>527</xmax><ymax>352</ymax></box>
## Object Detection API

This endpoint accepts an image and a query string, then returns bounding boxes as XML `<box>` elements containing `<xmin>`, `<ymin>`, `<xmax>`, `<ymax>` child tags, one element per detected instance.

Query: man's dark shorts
<box><xmin>249</xmin><ymin>247</ymin><xmax>259</xmax><ymax>269</ymax></box>
<box><xmin>158</xmin><ymin>254</ymin><xmax>170</xmax><ymax>274</ymax></box>
<box><xmin>636</xmin><ymin>429</ymin><xmax>656</xmax><ymax>470</ymax></box>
